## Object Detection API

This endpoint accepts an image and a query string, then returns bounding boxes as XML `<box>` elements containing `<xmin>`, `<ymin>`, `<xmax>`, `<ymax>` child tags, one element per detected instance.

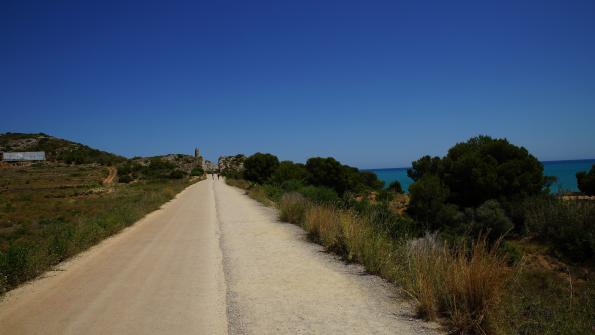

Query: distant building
<box><xmin>1</xmin><ymin>151</ymin><xmax>46</xmax><ymax>162</ymax></box>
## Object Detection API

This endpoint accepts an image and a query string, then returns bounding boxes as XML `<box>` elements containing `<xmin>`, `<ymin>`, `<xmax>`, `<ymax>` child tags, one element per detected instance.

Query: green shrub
<box><xmin>190</xmin><ymin>167</ymin><xmax>204</xmax><ymax>176</ymax></box>
<box><xmin>269</xmin><ymin>161</ymin><xmax>310</xmax><ymax>185</ymax></box>
<box><xmin>472</xmin><ymin>200</ymin><xmax>513</xmax><ymax>240</ymax></box>
<box><xmin>298</xmin><ymin>185</ymin><xmax>340</xmax><ymax>204</ymax></box>
<box><xmin>169</xmin><ymin>170</ymin><xmax>186</xmax><ymax>179</ymax></box>
<box><xmin>524</xmin><ymin>196</ymin><xmax>595</xmax><ymax>261</ymax></box>
<box><xmin>280</xmin><ymin>179</ymin><xmax>305</xmax><ymax>192</ymax></box>
<box><xmin>118</xmin><ymin>174</ymin><xmax>133</xmax><ymax>183</ymax></box>
<box><xmin>387</xmin><ymin>180</ymin><xmax>404</xmax><ymax>193</ymax></box>
<box><xmin>576</xmin><ymin>164</ymin><xmax>595</xmax><ymax>195</ymax></box>
<box><xmin>244</xmin><ymin>153</ymin><xmax>280</xmax><ymax>184</ymax></box>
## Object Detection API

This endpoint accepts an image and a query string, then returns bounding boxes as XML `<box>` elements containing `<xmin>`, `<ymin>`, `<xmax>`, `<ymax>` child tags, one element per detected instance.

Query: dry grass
<box><xmin>278</xmin><ymin>193</ymin><xmax>512</xmax><ymax>334</ymax></box>
<box><xmin>225</xmin><ymin>178</ymin><xmax>251</xmax><ymax>190</ymax></box>
<box><xmin>402</xmin><ymin>234</ymin><xmax>511</xmax><ymax>334</ymax></box>
<box><xmin>278</xmin><ymin>192</ymin><xmax>309</xmax><ymax>224</ymax></box>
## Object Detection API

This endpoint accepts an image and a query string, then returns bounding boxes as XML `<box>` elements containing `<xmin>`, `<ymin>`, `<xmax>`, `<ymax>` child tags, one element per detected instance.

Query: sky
<box><xmin>1</xmin><ymin>0</ymin><xmax>594</xmax><ymax>168</ymax></box>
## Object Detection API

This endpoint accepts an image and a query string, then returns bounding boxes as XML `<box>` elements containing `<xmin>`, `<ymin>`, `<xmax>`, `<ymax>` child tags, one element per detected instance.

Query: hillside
<box><xmin>0</xmin><ymin>133</ymin><xmax>125</xmax><ymax>165</ymax></box>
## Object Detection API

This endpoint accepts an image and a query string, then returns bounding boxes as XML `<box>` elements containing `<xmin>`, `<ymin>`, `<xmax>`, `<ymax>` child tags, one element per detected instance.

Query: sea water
<box><xmin>369</xmin><ymin>159</ymin><xmax>595</xmax><ymax>193</ymax></box>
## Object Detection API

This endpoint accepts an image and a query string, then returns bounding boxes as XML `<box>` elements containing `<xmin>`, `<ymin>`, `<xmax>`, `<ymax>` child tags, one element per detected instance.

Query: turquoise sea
<box><xmin>369</xmin><ymin>159</ymin><xmax>595</xmax><ymax>193</ymax></box>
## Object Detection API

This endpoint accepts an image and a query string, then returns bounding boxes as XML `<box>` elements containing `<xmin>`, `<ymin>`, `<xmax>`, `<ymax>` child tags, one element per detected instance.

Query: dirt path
<box><xmin>0</xmin><ymin>177</ymin><xmax>440</xmax><ymax>334</ymax></box>
<box><xmin>102</xmin><ymin>166</ymin><xmax>117</xmax><ymax>185</ymax></box>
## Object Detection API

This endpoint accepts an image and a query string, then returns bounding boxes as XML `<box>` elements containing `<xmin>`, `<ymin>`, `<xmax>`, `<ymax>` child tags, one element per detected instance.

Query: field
<box><xmin>0</xmin><ymin>163</ymin><xmax>194</xmax><ymax>293</ymax></box>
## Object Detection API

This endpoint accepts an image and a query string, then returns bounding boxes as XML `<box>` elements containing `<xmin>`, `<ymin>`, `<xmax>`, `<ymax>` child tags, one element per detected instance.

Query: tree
<box><xmin>577</xmin><ymin>164</ymin><xmax>595</xmax><ymax>196</ymax></box>
<box><xmin>269</xmin><ymin>161</ymin><xmax>310</xmax><ymax>185</ymax></box>
<box><xmin>243</xmin><ymin>153</ymin><xmax>280</xmax><ymax>184</ymax></box>
<box><xmin>408</xmin><ymin>136</ymin><xmax>545</xmax><ymax>208</ymax></box>
<box><xmin>358</xmin><ymin>171</ymin><xmax>385</xmax><ymax>190</ymax></box>
<box><xmin>387</xmin><ymin>180</ymin><xmax>403</xmax><ymax>194</ymax></box>
<box><xmin>442</xmin><ymin>136</ymin><xmax>545</xmax><ymax>207</ymax></box>
<box><xmin>306</xmin><ymin>157</ymin><xmax>349</xmax><ymax>194</ymax></box>
<box><xmin>407</xmin><ymin>155</ymin><xmax>441</xmax><ymax>181</ymax></box>
<box><xmin>408</xmin><ymin>175</ymin><xmax>450</xmax><ymax>231</ymax></box>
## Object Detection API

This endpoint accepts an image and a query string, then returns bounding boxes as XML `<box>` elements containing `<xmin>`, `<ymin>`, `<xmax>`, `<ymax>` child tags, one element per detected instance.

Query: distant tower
<box><xmin>195</xmin><ymin>147</ymin><xmax>204</xmax><ymax>168</ymax></box>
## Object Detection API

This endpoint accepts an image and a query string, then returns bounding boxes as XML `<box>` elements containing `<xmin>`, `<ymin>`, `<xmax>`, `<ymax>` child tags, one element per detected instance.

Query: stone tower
<box><xmin>195</xmin><ymin>148</ymin><xmax>204</xmax><ymax>168</ymax></box>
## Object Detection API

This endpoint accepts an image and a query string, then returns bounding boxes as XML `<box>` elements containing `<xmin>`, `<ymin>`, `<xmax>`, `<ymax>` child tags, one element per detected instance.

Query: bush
<box><xmin>190</xmin><ymin>167</ymin><xmax>204</xmax><ymax>176</ymax></box>
<box><xmin>297</xmin><ymin>185</ymin><xmax>340</xmax><ymax>204</ymax></box>
<box><xmin>169</xmin><ymin>170</ymin><xmax>186</xmax><ymax>179</ymax></box>
<box><xmin>269</xmin><ymin>161</ymin><xmax>310</xmax><ymax>185</ymax></box>
<box><xmin>576</xmin><ymin>164</ymin><xmax>595</xmax><ymax>195</ymax></box>
<box><xmin>118</xmin><ymin>174</ymin><xmax>133</xmax><ymax>183</ymax></box>
<box><xmin>524</xmin><ymin>196</ymin><xmax>595</xmax><ymax>261</ymax></box>
<box><xmin>387</xmin><ymin>180</ymin><xmax>404</xmax><ymax>193</ymax></box>
<box><xmin>472</xmin><ymin>200</ymin><xmax>513</xmax><ymax>241</ymax></box>
<box><xmin>244</xmin><ymin>153</ymin><xmax>280</xmax><ymax>184</ymax></box>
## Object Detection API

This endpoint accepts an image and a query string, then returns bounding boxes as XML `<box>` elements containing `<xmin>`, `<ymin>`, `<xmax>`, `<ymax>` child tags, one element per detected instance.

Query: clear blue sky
<box><xmin>1</xmin><ymin>0</ymin><xmax>594</xmax><ymax>168</ymax></box>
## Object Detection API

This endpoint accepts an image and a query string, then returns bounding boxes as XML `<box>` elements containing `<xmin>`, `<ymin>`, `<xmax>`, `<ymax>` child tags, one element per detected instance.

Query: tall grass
<box><xmin>410</xmin><ymin>236</ymin><xmax>510</xmax><ymax>334</ymax></box>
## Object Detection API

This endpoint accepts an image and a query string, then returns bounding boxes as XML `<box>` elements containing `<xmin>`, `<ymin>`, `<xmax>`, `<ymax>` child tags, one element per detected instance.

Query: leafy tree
<box><xmin>358</xmin><ymin>171</ymin><xmax>385</xmax><ymax>190</ymax></box>
<box><xmin>576</xmin><ymin>164</ymin><xmax>595</xmax><ymax>196</ymax></box>
<box><xmin>407</xmin><ymin>155</ymin><xmax>442</xmax><ymax>181</ymax></box>
<box><xmin>387</xmin><ymin>180</ymin><xmax>403</xmax><ymax>194</ymax></box>
<box><xmin>441</xmin><ymin>136</ymin><xmax>544</xmax><ymax>207</ymax></box>
<box><xmin>243</xmin><ymin>153</ymin><xmax>280</xmax><ymax>184</ymax></box>
<box><xmin>409</xmin><ymin>136</ymin><xmax>545</xmax><ymax>208</ymax></box>
<box><xmin>269</xmin><ymin>161</ymin><xmax>310</xmax><ymax>184</ymax></box>
<box><xmin>305</xmin><ymin>157</ymin><xmax>382</xmax><ymax>195</ymax></box>
<box><xmin>407</xmin><ymin>175</ymin><xmax>450</xmax><ymax>231</ymax></box>
<box><xmin>306</xmin><ymin>157</ymin><xmax>349</xmax><ymax>194</ymax></box>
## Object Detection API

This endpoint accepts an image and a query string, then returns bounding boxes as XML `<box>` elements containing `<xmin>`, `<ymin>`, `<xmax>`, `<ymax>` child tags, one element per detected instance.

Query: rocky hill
<box><xmin>218</xmin><ymin>154</ymin><xmax>245</xmax><ymax>177</ymax></box>
<box><xmin>0</xmin><ymin>133</ymin><xmax>125</xmax><ymax>165</ymax></box>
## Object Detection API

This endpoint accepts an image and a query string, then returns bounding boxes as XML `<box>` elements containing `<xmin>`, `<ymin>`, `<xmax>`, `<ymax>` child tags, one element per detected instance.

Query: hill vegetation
<box><xmin>0</xmin><ymin>132</ymin><xmax>125</xmax><ymax>165</ymax></box>
<box><xmin>0</xmin><ymin>133</ymin><xmax>200</xmax><ymax>294</ymax></box>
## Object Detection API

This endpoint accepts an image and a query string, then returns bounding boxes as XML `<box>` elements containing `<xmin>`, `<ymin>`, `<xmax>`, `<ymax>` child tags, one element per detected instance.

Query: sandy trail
<box><xmin>102</xmin><ymin>166</ymin><xmax>117</xmax><ymax>185</ymax></box>
<box><xmin>0</xmin><ymin>177</ymin><xmax>439</xmax><ymax>334</ymax></box>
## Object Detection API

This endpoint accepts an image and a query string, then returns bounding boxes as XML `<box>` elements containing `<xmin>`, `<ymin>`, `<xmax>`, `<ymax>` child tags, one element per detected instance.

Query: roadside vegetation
<box><xmin>225</xmin><ymin>135</ymin><xmax>594</xmax><ymax>335</ymax></box>
<box><xmin>0</xmin><ymin>133</ymin><xmax>202</xmax><ymax>294</ymax></box>
<box><xmin>576</xmin><ymin>164</ymin><xmax>595</xmax><ymax>196</ymax></box>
